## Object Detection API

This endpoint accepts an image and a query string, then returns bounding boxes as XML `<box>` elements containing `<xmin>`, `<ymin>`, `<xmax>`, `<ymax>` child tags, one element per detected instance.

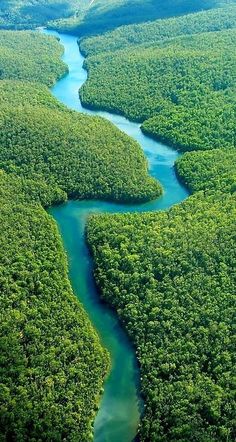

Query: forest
<box><xmin>0</xmin><ymin>32</ymin><xmax>161</xmax><ymax>204</ymax></box>
<box><xmin>0</xmin><ymin>31</ymin><xmax>67</xmax><ymax>86</ymax></box>
<box><xmin>0</xmin><ymin>0</ymin><xmax>89</xmax><ymax>29</ymax></box>
<box><xmin>0</xmin><ymin>171</ymin><xmax>109</xmax><ymax>441</ymax></box>
<box><xmin>83</xmin><ymin>2</ymin><xmax>236</xmax><ymax>441</ymax></box>
<box><xmin>87</xmin><ymin>191</ymin><xmax>236</xmax><ymax>441</ymax></box>
<box><xmin>0</xmin><ymin>29</ymin><xmax>162</xmax><ymax>440</ymax></box>
<box><xmin>80</xmin><ymin>5</ymin><xmax>236</xmax><ymax>56</ymax></box>
<box><xmin>0</xmin><ymin>1</ymin><xmax>235</xmax><ymax>441</ymax></box>
<box><xmin>80</xmin><ymin>15</ymin><xmax>236</xmax><ymax>151</ymax></box>
<box><xmin>176</xmin><ymin>149</ymin><xmax>236</xmax><ymax>194</ymax></box>
<box><xmin>51</xmin><ymin>0</ymin><xmax>236</xmax><ymax>36</ymax></box>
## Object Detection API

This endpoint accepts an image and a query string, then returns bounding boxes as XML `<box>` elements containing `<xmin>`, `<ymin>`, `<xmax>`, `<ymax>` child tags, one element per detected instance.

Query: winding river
<box><xmin>43</xmin><ymin>29</ymin><xmax>189</xmax><ymax>442</ymax></box>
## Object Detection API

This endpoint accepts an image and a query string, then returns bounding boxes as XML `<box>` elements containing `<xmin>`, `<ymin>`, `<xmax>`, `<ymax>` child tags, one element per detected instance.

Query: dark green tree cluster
<box><xmin>51</xmin><ymin>0</ymin><xmax>236</xmax><ymax>36</ymax></box>
<box><xmin>0</xmin><ymin>171</ymin><xmax>109</xmax><ymax>441</ymax></box>
<box><xmin>87</xmin><ymin>190</ymin><xmax>236</xmax><ymax>441</ymax></box>
<box><xmin>0</xmin><ymin>31</ymin><xmax>67</xmax><ymax>86</ymax></box>
<box><xmin>176</xmin><ymin>149</ymin><xmax>236</xmax><ymax>194</ymax></box>
<box><xmin>80</xmin><ymin>14</ymin><xmax>236</xmax><ymax>151</ymax></box>
<box><xmin>80</xmin><ymin>5</ymin><xmax>236</xmax><ymax>56</ymax></box>
<box><xmin>0</xmin><ymin>0</ymin><xmax>88</xmax><ymax>30</ymax></box>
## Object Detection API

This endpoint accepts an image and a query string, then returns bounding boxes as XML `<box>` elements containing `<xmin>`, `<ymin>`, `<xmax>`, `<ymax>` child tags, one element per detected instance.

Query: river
<box><xmin>43</xmin><ymin>29</ymin><xmax>189</xmax><ymax>442</ymax></box>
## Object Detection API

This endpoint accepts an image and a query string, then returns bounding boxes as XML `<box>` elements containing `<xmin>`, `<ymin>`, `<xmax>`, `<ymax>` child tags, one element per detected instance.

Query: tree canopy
<box><xmin>80</xmin><ymin>8</ymin><xmax>236</xmax><ymax>151</ymax></box>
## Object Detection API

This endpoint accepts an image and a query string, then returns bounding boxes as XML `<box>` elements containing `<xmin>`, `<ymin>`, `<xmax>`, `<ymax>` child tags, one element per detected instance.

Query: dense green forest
<box><xmin>0</xmin><ymin>98</ymin><xmax>161</xmax><ymax>202</ymax></box>
<box><xmin>51</xmin><ymin>0</ymin><xmax>236</xmax><ymax>36</ymax></box>
<box><xmin>81</xmin><ymin>5</ymin><xmax>236</xmax><ymax>56</ymax></box>
<box><xmin>0</xmin><ymin>0</ymin><xmax>89</xmax><ymax>29</ymax></box>
<box><xmin>0</xmin><ymin>171</ymin><xmax>109</xmax><ymax>441</ymax></box>
<box><xmin>80</xmin><ymin>18</ymin><xmax>236</xmax><ymax>151</ymax></box>
<box><xmin>0</xmin><ymin>29</ymin><xmax>162</xmax><ymax>440</ymax></box>
<box><xmin>0</xmin><ymin>31</ymin><xmax>67</xmax><ymax>86</ymax></box>
<box><xmin>87</xmin><ymin>191</ymin><xmax>236</xmax><ymax>441</ymax></box>
<box><xmin>83</xmin><ymin>4</ymin><xmax>236</xmax><ymax>441</ymax></box>
<box><xmin>0</xmin><ymin>2</ymin><xmax>235</xmax><ymax>441</ymax></box>
<box><xmin>176</xmin><ymin>149</ymin><xmax>236</xmax><ymax>194</ymax></box>
<box><xmin>0</xmin><ymin>32</ymin><xmax>161</xmax><ymax>204</ymax></box>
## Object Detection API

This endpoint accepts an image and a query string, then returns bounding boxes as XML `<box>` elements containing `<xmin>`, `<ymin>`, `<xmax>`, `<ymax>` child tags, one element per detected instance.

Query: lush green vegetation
<box><xmin>83</xmin><ymin>8</ymin><xmax>236</xmax><ymax>439</ymax></box>
<box><xmin>0</xmin><ymin>29</ymin><xmax>163</xmax><ymax>440</ymax></box>
<box><xmin>0</xmin><ymin>31</ymin><xmax>161</xmax><ymax>204</ymax></box>
<box><xmin>0</xmin><ymin>171</ymin><xmax>109</xmax><ymax>441</ymax></box>
<box><xmin>176</xmin><ymin>149</ymin><xmax>236</xmax><ymax>194</ymax></box>
<box><xmin>0</xmin><ymin>31</ymin><xmax>67</xmax><ymax>86</ymax></box>
<box><xmin>0</xmin><ymin>0</ymin><xmax>89</xmax><ymax>29</ymax></box>
<box><xmin>87</xmin><ymin>189</ymin><xmax>236</xmax><ymax>441</ymax></box>
<box><xmin>52</xmin><ymin>0</ymin><xmax>236</xmax><ymax>36</ymax></box>
<box><xmin>80</xmin><ymin>10</ymin><xmax>236</xmax><ymax>151</ymax></box>
<box><xmin>81</xmin><ymin>5</ymin><xmax>236</xmax><ymax>56</ymax></box>
<box><xmin>0</xmin><ymin>82</ymin><xmax>161</xmax><ymax>203</ymax></box>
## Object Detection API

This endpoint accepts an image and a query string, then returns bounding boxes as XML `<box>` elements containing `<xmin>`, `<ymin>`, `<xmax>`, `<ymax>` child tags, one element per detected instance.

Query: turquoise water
<box><xmin>44</xmin><ymin>30</ymin><xmax>189</xmax><ymax>442</ymax></box>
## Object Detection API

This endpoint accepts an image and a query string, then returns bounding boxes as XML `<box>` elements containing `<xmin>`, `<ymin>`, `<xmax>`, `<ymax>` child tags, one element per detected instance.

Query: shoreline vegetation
<box><xmin>79</xmin><ymin>3</ymin><xmax>236</xmax><ymax>441</ymax></box>
<box><xmin>79</xmin><ymin>12</ymin><xmax>236</xmax><ymax>153</ymax></box>
<box><xmin>0</xmin><ymin>0</ymin><xmax>235</xmax><ymax>441</ymax></box>
<box><xmin>0</xmin><ymin>29</ymin><xmax>161</xmax><ymax>440</ymax></box>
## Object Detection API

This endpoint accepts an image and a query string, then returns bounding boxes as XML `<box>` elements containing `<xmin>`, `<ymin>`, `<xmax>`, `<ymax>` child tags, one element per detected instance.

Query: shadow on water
<box><xmin>43</xmin><ymin>29</ymin><xmax>189</xmax><ymax>442</ymax></box>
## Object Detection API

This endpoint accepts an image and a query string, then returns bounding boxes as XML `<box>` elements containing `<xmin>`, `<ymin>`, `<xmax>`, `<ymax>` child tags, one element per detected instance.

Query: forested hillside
<box><xmin>176</xmin><ymin>149</ymin><xmax>236</xmax><ymax>193</ymax></box>
<box><xmin>0</xmin><ymin>32</ymin><xmax>161</xmax><ymax>204</ymax></box>
<box><xmin>0</xmin><ymin>0</ymin><xmax>88</xmax><ymax>29</ymax></box>
<box><xmin>81</xmin><ymin>6</ymin><xmax>236</xmax><ymax>56</ymax></box>
<box><xmin>51</xmin><ymin>0</ymin><xmax>236</xmax><ymax>36</ymax></box>
<box><xmin>80</xmin><ymin>15</ymin><xmax>236</xmax><ymax>151</ymax></box>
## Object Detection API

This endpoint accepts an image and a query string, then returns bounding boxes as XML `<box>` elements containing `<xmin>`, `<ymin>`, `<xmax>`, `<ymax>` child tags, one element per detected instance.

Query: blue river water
<box><xmin>43</xmin><ymin>29</ymin><xmax>189</xmax><ymax>442</ymax></box>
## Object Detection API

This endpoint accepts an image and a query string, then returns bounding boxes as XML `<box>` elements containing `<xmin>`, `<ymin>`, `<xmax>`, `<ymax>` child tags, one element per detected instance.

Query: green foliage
<box><xmin>0</xmin><ymin>29</ymin><xmax>162</xmax><ymax>440</ymax></box>
<box><xmin>0</xmin><ymin>0</ymin><xmax>89</xmax><ymax>29</ymax></box>
<box><xmin>0</xmin><ymin>171</ymin><xmax>109</xmax><ymax>441</ymax></box>
<box><xmin>87</xmin><ymin>191</ymin><xmax>236</xmax><ymax>441</ymax></box>
<box><xmin>52</xmin><ymin>0</ymin><xmax>236</xmax><ymax>36</ymax></box>
<box><xmin>0</xmin><ymin>31</ymin><xmax>161</xmax><ymax>204</ymax></box>
<box><xmin>176</xmin><ymin>149</ymin><xmax>236</xmax><ymax>193</ymax></box>
<box><xmin>0</xmin><ymin>83</ymin><xmax>161</xmax><ymax>203</ymax></box>
<box><xmin>80</xmin><ymin>14</ymin><xmax>236</xmax><ymax>151</ymax></box>
<box><xmin>80</xmin><ymin>5</ymin><xmax>236</xmax><ymax>56</ymax></box>
<box><xmin>0</xmin><ymin>31</ymin><xmax>67</xmax><ymax>86</ymax></box>
<box><xmin>84</xmin><ymin>9</ymin><xmax>236</xmax><ymax>439</ymax></box>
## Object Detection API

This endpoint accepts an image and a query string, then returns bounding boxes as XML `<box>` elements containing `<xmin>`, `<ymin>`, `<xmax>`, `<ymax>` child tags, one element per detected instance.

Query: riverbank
<box><xmin>44</xmin><ymin>29</ymin><xmax>189</xmax><ymax>442</ymax></box>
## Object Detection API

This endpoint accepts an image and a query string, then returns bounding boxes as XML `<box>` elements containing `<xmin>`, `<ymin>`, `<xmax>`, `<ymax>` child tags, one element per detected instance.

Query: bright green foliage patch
<box><xmin>0</xmin><ymin>31</ymin><xmax>67</xmax><ymax>86</ymax></box>
<box><xmin>80</xmin><ymin>17</ymin><xmax>236</xmax><ymax>151</ymax></box>
<box><xmin>0</xmin><ymin>87</ymin><xmax>161</xmax><ymax>203</ymax></box>
<box><xmin>87</xmin><ymin>191</ymin><xmax>236</xmax><ymax>441</ymax></box>
<box><xmin>0</xmin><ymin>171</ymin><xmax>109</xmax><ymax>441</ymax></box>
<box><xmin>0</xmin><ymin>79</ymin><xmax>65</xmax><ymax>109</ymax></box>
<box><xmin>176</xmin><ymin>149</ymin><xmax>236</xmax><ymax>193</ymax></box>
<box><xmin>0</xmin><ymin>31</ymin><xmax>161</xmax><ymax>204</ymax></box>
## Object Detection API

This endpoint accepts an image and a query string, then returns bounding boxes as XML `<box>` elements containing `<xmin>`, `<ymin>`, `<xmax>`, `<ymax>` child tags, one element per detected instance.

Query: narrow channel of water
<box><xmin>43</xmin><ymin>29</ymin><xmax>189</xmax><ymax>442</ymax></box>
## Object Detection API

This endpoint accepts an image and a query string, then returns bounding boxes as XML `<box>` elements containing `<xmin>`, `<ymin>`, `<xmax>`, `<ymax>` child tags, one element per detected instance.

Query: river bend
<box><xmin>43</xmin><ymin>29</ymin><xmax>189</xmax><ymax>442</ymax></box>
